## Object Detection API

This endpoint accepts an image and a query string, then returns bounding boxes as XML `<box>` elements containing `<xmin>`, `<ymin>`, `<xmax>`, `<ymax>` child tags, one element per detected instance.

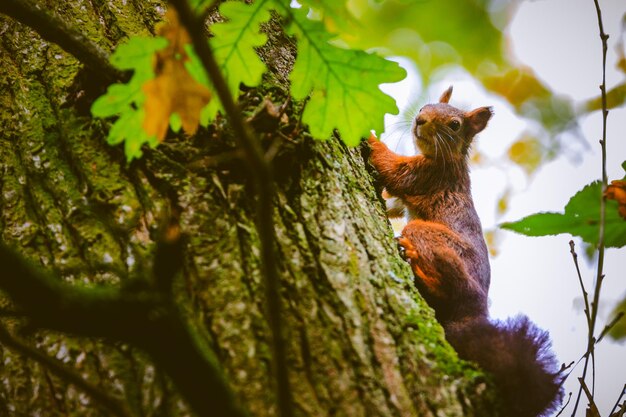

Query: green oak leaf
<box><xmin>110</xmin><ymin>36</ymin><xmax>168</xmax><ymax>73</ymax></box>
<box><xmin>91</xmin><ymin>83</ymin><xmax>141</xmax><ymax>118</ymax></box>
<box><xmin>91</xmin><ymin>37</ymin><xmax>166</xmax><ymax>161</ymax></box>
<box><xmin>201</xmin><ymin>0</ymin><xmax>272</xmax><ymax>124</ymax></box>
<box><xmin>184</xmin><ymin>44</ymin><xmax>211</xmax><ymax>88</ymax></box>
<box><xmin>91</xmin><ymin>37</ymin><xmax>167</xmax><ymax>118</ymax></box>
<box><xmin>108</xmin><ymin>109</ymin><xmax>158</xmax><ymax>161</ymax></box>
<box><xmin>500</xmin><ymin>181</ymin><xmax>626</xmax><ymax>248</ymax></box>
<box><xmin>284</xmin><ymin>6</ymin><xmax>406</xmax><ymax>146</ymax></box>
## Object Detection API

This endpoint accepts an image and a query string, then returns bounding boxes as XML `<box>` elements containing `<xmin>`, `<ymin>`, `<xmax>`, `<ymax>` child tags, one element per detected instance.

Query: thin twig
<box><xmin>569</xmin><ymin>241</ymin><xmax>591</xmax><ymax>325</ymax></box>
<box><xmin>561</xmin><ymin>361</ymin><xmax>576</xmax><ymax>373</ymax></box>
<box><xmin>164</xmin><ymin>2</ymin><xmax>293</xmax><ymax>417</ymax></box>
<box><xmin>0</xmin><ymin>323</ymin><xmax>134</xmax><ymax>417</ymax></box>
<box><xmin>571</xmin><ymin>1</ymin><xmax>610</xmax><ymax>414</ymax></box>
<box><xmin>555</xmin><ymin>392</ymin><xmax>573</xmax><ymax>417</ymax></box>
<box><xmin>561</xmin><ymin>351</ymin><xmax>590</xmax><ymax>386</ymax></box>
<box><xmin>610</xmin><ymin>384</ymin><xmax>626</xmax><ymax>416</ymax></box>
<box><xmin>597</xmin><ymin>312</ymin><xmax>625</xmax><ymax>344</ymax></box>
<box><xmin>579</xmin><ymin>378</ymin><xmax>601</xmax><ymax>417</ymax></box>
<box><xmin>0</xmin><ymin>0</ymin><xmax>127</xmax><ymax>82</ymax></box>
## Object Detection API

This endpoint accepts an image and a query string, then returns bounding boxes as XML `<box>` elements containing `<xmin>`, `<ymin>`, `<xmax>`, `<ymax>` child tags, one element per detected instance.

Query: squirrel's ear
<box><xmin>466</xmin><ymin>106</ymin><xmax>493</xmax><ymax>135</ymax></box>
<box><xmin>439</xmin><ymin>86</ymin><xmax>453</xmax><ymax>103</ymax></box>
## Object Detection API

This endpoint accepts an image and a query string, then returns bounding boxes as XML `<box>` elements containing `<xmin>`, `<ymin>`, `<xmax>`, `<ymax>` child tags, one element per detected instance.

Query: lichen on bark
<box><xmin>0</xmin><ymin>1</ymin><xmax>498</xmax><ymax>416</ymax></box>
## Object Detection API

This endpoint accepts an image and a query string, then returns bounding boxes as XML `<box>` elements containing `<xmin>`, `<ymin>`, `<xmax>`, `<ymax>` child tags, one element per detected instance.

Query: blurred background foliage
<box><xmin>298</xmin><ymin>0</ymin><xmax>626</xmax><ymax>263</ymax></box>
<box><xmin>300</xmin><ymin>0</ymin><xmax>625</xmax><ymax>178</ymax></box>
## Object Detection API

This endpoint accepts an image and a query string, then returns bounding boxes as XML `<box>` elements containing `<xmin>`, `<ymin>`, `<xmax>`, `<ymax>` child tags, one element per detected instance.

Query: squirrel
<box><xmin>367</xmin><ymin>86</ymin><xmax>564</xmax><ymax>417</ymax></box>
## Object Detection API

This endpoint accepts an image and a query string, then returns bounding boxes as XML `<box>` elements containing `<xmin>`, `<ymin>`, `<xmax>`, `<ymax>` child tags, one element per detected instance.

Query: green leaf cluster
<box><xmin>208</xmin><ymin>0</ymin><xmax>405</xmax><ymax>144</ymax></box>
<box><xmin>500</xmin><ymin>180</ymin><xmax>626</xmax><ymax>249</ymax></box>
<box><xmin>211</xmin><ymin>0</ymin><xmax>405</xmax><ymax>144</ymax></box>
<box><xmin>300</xmin><ymin>0</ymin><xmax>502</xmax><ymax>78</ymax></box>
<box><xmin>91</xmin><ymin>0</ymin><xmax>407</xmax><ymax>160</ymax></box>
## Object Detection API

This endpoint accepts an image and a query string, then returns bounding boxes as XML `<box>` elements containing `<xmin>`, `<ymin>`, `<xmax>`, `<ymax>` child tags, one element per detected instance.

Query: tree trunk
<box><xmin>0</xmin><ymin>1</ymin><xmax>497</xmax><ymax>416</ymax></box>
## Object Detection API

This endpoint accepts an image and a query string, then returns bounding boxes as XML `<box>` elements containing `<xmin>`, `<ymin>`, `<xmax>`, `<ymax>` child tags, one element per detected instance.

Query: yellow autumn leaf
<box><xmin>497</xmin><ymin>190</ymin><xmax>510</xmax><ymax>217</ymax></box>
<box><xmin>617</xmin><ymin>34</ymin><xmax>626</xmax><ymax>74</ymax></box>
<box><xmin>507</xmin><ymin>134</ymin><xmax>543</xmax><ymax>175</ymax></box>
<box><xmin>484</xmin><ymin>229</ymin><xmax>499</xmax><ymax>257</ymax></box>
<box><xmin>482</xmin><ymin>67</ymin><xmax>550</xmax><ymax>107</ymax></box>
<box><xmin>618</xmin><ymin>57</ymin><xmax>626</xmax><ymax>74</ymax></box>
<box><xmin>143</xmin><ymin>9</ymin><xmax>211</xmax><ymax>141</ymax></box>
<box><xmin>469</xmin><ymin>148</ymin><xmax>483</xmax><ymax>165</ymax></box>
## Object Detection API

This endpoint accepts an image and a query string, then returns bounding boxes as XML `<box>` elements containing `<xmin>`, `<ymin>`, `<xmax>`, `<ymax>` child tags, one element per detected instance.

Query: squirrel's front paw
<box><xmin>397</xmin><ymin>236</ymin><xmax>419</xmax><ymax>262</ymax></box>
<box><xmin>395</xmin><ymin>236</ymin><xmax>407</xmax><ymax>260</ymax></box>
<box><xmin>397</xmin><ymin>235</ymin><xmax>442</xmax><ymax>295</ymax></box>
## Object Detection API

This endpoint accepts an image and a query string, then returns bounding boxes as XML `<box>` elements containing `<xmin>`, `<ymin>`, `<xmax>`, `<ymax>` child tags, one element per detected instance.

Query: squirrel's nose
<box><xmin>415</xmin><ymin>116</ymin><xmax>427</xmax><ymax>126</ymax></box>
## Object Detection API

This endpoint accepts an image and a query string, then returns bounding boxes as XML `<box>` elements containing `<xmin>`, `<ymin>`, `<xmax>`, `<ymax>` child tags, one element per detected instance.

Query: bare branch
<box><xmin>0</xmin><ymin>0</ymin><xmax>127</xmax><ymax>82</ymax></box>
<box><xmin>0</xmin><ymin>243</ymin><xmax>247</xmax><ymax>417</ymax></box>
<box><xmin>610</xmin><ymin>384</ymin><xmax>626</xmax><ymax>416</ymax></box>
<box><xmin>555</xmin><ymin>392</ymin><xmax>573</xmax><ymax>417</ymax></box>
<box><xmin>579</xmin><ymin>377</ymin><xmax>601</xmax><ymax>417</ymax></box>
<box><xmin>0</xmin><ymin>323</ymin><xmax>134</xmax><ymax>417</ymax></box>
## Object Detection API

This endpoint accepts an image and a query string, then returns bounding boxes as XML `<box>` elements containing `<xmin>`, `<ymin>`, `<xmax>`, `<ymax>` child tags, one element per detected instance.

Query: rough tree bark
<box><xmin>0</xmin><ymin>1</ymin><xmax>498</xmax><ymax>416</ymax></box>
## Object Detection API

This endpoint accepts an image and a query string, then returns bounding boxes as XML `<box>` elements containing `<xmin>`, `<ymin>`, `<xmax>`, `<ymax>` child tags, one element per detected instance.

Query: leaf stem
<box><xmin>569</xmin><ymin>241</ymin><xmax>591</xmax><ymax>327</ymax></box>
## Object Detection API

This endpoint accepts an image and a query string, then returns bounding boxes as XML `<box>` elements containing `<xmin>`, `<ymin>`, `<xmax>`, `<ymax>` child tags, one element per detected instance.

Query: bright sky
<box><xmin>381</xmin><ymin>0</ymin><xmax>626</xmax><ymax>415</ymax></box>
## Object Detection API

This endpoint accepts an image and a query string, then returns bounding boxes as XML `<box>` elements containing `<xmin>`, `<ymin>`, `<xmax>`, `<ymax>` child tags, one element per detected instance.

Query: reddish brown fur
<box><xmin>367</xmin><ymin>129</ymin><xmax>490</xmax><ymax>322</ymax></box>
<box><xmin>368</xmin><ymin>88</ymin><xmax>563</xmax><ymax>417</ymax></box>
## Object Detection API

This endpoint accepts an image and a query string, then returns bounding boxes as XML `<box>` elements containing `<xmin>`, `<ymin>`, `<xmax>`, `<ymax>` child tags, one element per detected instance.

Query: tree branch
<box><xmin>0</xmin><ymin>243</ymin><xmax>247</xmax><ymax>417</ymax></box>
<box><xmin>0</xmin><ymin>0</ymin><xmax>127</xmax><ymax>82</ymax></box>
<box><xmin>165</xmin><ymin>2</ymin><xmax>293</xmax><ymax>417</ymax></box>
<box><xmin>578</xmin><ymin>377</ymin><xmax>601</xmax><ymax>417</ymax></box>
<box><xmin>0</xmin><ymin>323</ymin><xmax>134</xmax><ymax>417</ymax></box>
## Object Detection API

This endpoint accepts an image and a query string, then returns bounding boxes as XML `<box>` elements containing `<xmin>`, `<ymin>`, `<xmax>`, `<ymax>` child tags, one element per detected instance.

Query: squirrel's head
<box><xmin>413</xmin><ymin>86</ymin><xmax>493</xmax><ymax>159</ymax></box>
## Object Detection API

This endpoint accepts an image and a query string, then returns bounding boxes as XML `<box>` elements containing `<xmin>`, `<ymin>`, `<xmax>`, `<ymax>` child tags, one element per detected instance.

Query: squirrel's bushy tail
<box><xmin>446</xmin><ymin>315</ymin><xmax>564</xmax><ymax>417</ymax></box>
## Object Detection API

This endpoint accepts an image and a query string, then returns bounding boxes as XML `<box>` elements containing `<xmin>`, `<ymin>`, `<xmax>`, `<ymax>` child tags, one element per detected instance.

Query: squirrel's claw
<box><xmin>395</xmin><ymin>236</ymin><xmax>408</xmax><ymax>261</ymax></box>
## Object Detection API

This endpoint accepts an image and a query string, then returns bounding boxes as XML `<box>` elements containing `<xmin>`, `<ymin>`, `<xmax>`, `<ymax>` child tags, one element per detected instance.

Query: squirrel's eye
<box><xmin>448</xmin><ymin>120</ymin><xmax>461</xmax><ymax>131</ymax></box>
